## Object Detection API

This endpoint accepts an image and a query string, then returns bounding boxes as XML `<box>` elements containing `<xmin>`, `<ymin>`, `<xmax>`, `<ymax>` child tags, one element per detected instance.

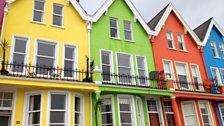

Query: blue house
<box><xmin>194</xmin><ymin>18</ymin><xmax>224</xmax><ymax>125</ymax></box>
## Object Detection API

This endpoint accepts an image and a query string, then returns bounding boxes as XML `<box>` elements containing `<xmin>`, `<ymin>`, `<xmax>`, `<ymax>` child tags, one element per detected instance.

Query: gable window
<box><xmin>182</xmin><ymin>102</ymin><xmax>198</xmax><ymax>126</ymax></box>
<box><xmin>101</xmin><ymin>96</ymin><xmax>114</xmax><ymax>126</ymax></box>
<box><xmin>147</xmin><ymin>98</ymin><xmax>161</xmax><ymax>126</ymax></box>
<box><xmin>220</xmin><ymin>44</ymin><xmax>224</xmax><ymax>58</ymax></box>
<box><xmin>117</xmin><ymin>53</ymin><xmax>133</xmax><ymax>83</ymax></box>
<box><xmin>176</xmin><ymin>63</ymin><xmax>190</xmax><ymax>89</ymax></box>
<box><xmin>25</xmin><ymin>93</ymin><xmax>42</xmax><ymax>126</ymax></box>
<box><xmin>74</xmin><ymin>95</ymin><xmax>84</xmax><ymax>126</ymax></box>
<box><xmin>124</xmin><ymin>21</ymin><xmax>133</xmax><ymax>41</ymax></box>
<box><xmin>136</xmin><ymin>56</ymin><xmax>147</xmax><ymax>85</ymax></box>
<box><xmin>11</xmin><ymin>36</ymin><xmax>28</xmax><ymax>73</ymax></box>
<box><xmin>211</xmin><ymin>67</ymin><xmax>222</xmax><ymax>85</ymax></box>
<box><xmin>53</xmin><ymin>4</ymin><xmax>63</xmax><ymax>26</ymax></box>
<box><xmin>35</xmin><ymin>40</ymin><xmax>57</xmax><ymax>75</ymax></box>
<box><xmin>110</xmin><ymin>18</ymin><xmax>119</xmax><ymax>38</ymax></box>
<box><xmin>199</xmin><ymin>102</ymin><xmax>213</xmax><ymax>126</ymax></box>
<box><xmin>190</xmin><ymin>65</ymin><xmax>202</xmax><ymax>90</ymax></box>
<box><xmin>33</xmin><ymin>0</ymin><xmax>45</xmax><ymax>23</ymax></box>
<box><xmin>63</xmin><ymin>45</ymin><xmax>77</xmax><ymax>78</ymax></box>
<box><xmin>177</xmin><ymin>33</ymin><xmax>186</xmax><ymax>51</ymax></box>
<box><xmin>211</xmin><ymin>42</ymin><xmax>219</xmax><ymax>58</ymax></box>
<box><xmin>163</xmin><ymin>60</ymin><xmax>174</xmax><ymax>80</ymax></box>
<box><xmin>163</xmin><ymin>100</ymin><xmax>175</xmax><ymax>126</ymax></box>
<box><xmin>166</xmin><ymin>31</ymin><xmax>175</xmax><ymax>49</ymax></box>
<box><xmin>101</xmin><ymin>50</ymin><xmax>113</xmax><ymax>82</ymax></box>
<box><xmin>49</xmin><ymin>92</ymin><xmax>68</xmax><ymax>126</ymax></box>
<box><xmin>118</xmin><ymin>96</ymin><xmax>135</xmax><ymax>126</ymax></box>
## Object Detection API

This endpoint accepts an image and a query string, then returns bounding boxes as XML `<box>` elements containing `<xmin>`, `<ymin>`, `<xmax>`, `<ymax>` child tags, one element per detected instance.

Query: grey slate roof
<box><xmin>194</xmin><ymin>18</ymin><xmax>213</xmax><ymax>42</ymax></box>
<box><xmin>147</xmin><ymin>4</ymin><xmax>169</xmax><ymax>31</ymax></box>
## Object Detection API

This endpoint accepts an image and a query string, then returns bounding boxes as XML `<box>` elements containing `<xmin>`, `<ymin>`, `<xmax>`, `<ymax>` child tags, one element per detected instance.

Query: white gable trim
<box><xmin>202</xmin><ymin>19</ymin><xmax>224</xmax><ymax>46</ymax></box>
<box><xmin>153</xmin><ymin>3</ymin><xmax>202</xmax><ymax>46</ymax></box>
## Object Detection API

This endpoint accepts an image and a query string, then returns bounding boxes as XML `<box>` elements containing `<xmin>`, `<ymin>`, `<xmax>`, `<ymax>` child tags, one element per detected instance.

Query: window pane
<box><xmin>124</xmin><ymin>21</ymin><xmax>131</xmax><ymax>30</ymax></box>
<box><xmin>176</xmin><ymin>64</ymin><xmax>187</xmax><ymax>75</ymax></box>
<box><xmin>37</xmin><ymin>42</ymin><xmax>55</xmax><ymax>57</ymax></box>
<box><xmin>75</xmin><ymin>112</ymin><xmax>80</xmax><ymax>124</ymax></box>
<box><xmin>120</xmin><ymin>113</ymin><xmax>132</xmax><ymax>123</ymax></box>
<box><xmin>102</xmin><ymin>113</ymin><xmax>113</xmax><ymax>124</ymax></box>
<box><xmin>14</xmin><ymin>38</ymin><xmax>27</xmax><ymax>53</ymax></box>
<box><xmin>110</xmin><ymin>18</ymin><xmax>117</xmax><ymax>28</ymax></box>
<box><xmin>117</xmin><ymin>54</ymin><xmax>130</xmax><ymax>67</ymax></box>
<box><xmin>137</xmin><ymin>57</ymin><xmax>144</xmax><ymax>69</ymax></box>
<box><xmin>51</xmin><ymin>94</ymin><xmax>65</xmax><ymax>109</ymax></box>
<box><xmin>120</xmin><ymin>104</ymin><xmax>130</xmax><ymax>111</ymax></box>
<box><xmin>118</xmin><ymin>67</ymin><xmax>131</xmax><ymax>75</ymax></box>
<box><xmin>34</xmin><ymin>0</ymin><xmax>44</xmax><ymax>10</ymax></box>
<box><xmin>64</xmin><ymin>60</ymin><xmax>73</xmax><ymax>70</ymax></box>
<box><xmin>138</xmin><ymin>70</ymin><xmax>145</xmax><ymax>77</ymax></box>
<box><xmin>53</xmin><ymin>15</ymin><xmax>62</xmax><ymax>26</ymax></box>
<box><xmin>28</xmin><ymin>112</ymin><xmax>40</xmax><ymax>124</ymax></box>
<box><xmin>3</xmin><ymin>93</ymin><xmax>13</xmax><ymax>99</ymax></box>
<box><xmin>13</xmin><ymin>54</ymin><xmax>25</xmax><ymax>64</ymax></box>
<box><xmin>102</xmin><ymin>52</ymin><xmax>110</xmax><ymax>65</ymax></box>
<box><xmin>53</xmin><ymin>5</ymin><xmax>63</xmax><ymax>15</ymax></box>
<box><xmin>102</xmin><ymin>65</ymin><xmax>110</xmax><ymax>74</ymax></box>
<box><xmin>65</xmin><ymin>47</ymin><xmax>74</xmax><ymax>59</ymax></box>
<box><xmin>75</xmin><ymin>97</ymin><xmax>80</xmax><ymax>112</ymax></box>
<box><xmin>2</xmin><ymin>100</ymin><xmax>12</xmax><ymax>107</ymax></box>
<box><xmin>221</xmin><ymin>70</ymin><xmax>224</xmax><ymax>80</ymax></box>
<box><xmin>102</xmin><ymin>104</ymin><xmax>112</xmax><ymax>112</ymax></box>
<box><xmin>29</xmin><ymin>95</ymin><xmax>41</xmax><ymax>111</ymax></box>
<box><xmin>125</xmin><ymin>31</ymin><xmax>132</xmax><ymax>40</ymax></box>
<box><xmin>33</xmin><ymin>11</ymin><xmax>43</xmax><ymax>22</ymax></box>
<box><xmin>36</xmin><ymin>57</ymin><xmax>54</xmax><ymax>67</ymax></box>
<box><xmin>110</xmin><ymin>28</ymin><xmax>118</xmax><ymax>38</ymax></box>
<box><xmin>50</xmin><ymin>111</ymin><xmax>65</xmax><ymax>123</ymax></box>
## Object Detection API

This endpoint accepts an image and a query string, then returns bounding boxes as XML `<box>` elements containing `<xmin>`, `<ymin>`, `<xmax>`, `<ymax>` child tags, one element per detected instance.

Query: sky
<box><xmin>80</xmin><ymin>0</ymin><xmax>224</xmax><ymax>30</ymax></box>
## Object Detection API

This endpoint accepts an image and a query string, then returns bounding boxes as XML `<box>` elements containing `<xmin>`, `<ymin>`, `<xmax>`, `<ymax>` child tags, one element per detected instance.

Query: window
<box><xmin>219</xmin><ymin>104</ymin><xmax>224</xmax><ymax>124</ymax></box>
<box><xmin>199</xmin><ymin>102</ymin><xmax>212</xmax><ymax>126</ymax></box>
<box><xmin>166</xmin><ymin>31</ymin><xmax>175</xmax><ymax>49</ymax></box>
<box><xmin>119</xmin><ymin>96</ymin><xmax>134</xmax><ymax>126</ymax></box>
<box><xmin>147</xmin><ymin>99</ymin><xmax>161</xmax><ymax>126</ymax></box>
<box><xmin>177</xmin><ymin>34</ymin><xmax>186</xmax><ymax>51</ymax></box>
<box><xmin>163</xmin><ymin>60</ymin><xmax>174</xmax><ymax>79</ymax></box>
<box><xmin>220</xmin><ymin>44</ymin><xmax>224</xmax><ymax>58</ymax></box>
<box><xmin>182</xmin><ymin>102</ymin><xmax>198</xmax><ymax>126</ymax></box>
<box><xmin>11</xmin><ymin>36</ymin><xmax>28</xmax><ymax>73</ymax></box>
<box><xmin>110</xmin><ymin>18</ymin><xmax>119</xmax><ymax>38</ymax></box>
<box><xmin>163</xmin><ymin>100</ymin><xmax>175</xmax><ymax>126</ymax></box>
<box><xmin>53</xmin><ymin>4</ymin><xmax>63</xmax><ymax>26</ymax></box>
<box><xmin>101</xmin><ymin>50</ymin><xmax>113</xmax><ymax>82</ymax></box>
<box><xmin>191</xmin><ymin>65</ymin><xmax>202</xmax><ymax>90</ymax></box>
<box><xmin>33</xmin><ymin>0</ymin><xmax>45</xmax><ymax>22</ymax></box>
<box><xmin>101</xmin><ymin>96</ymin><xmax>114</xmax><ymax>126</ymax></box>
<box><xmin>136</xmin><ymin>56</ymin><xmax>147</xmax><ymax>85</ymax></box>
<box><xmin>220</xmin><ymin>69</ymin><xmax>224</xmax><ymax>81</ymax></box>
<box><xmin>117</xmin><ymin>53</ymin><xmax>133</xmax><ymax>83</ymax></box>
<box><xmin>136</xmin><ymin>97</ymin><xmax>144</xmax><ymax>126</ymax></box>
<box><xmin>63</xmin><ymin>45</ymin><xmax>77</xmax><ymax>78</ymax></box>
<box><xmin>26</xmin><ymin>94</ymin><xmax>42</xmax><ymax>126</ymax></box>
<box><xmin>211</xmin><ymin>67</ymin><xmax>222</xmax><ymax>84</ymax></box>
<box><xmin>0</xmin><ymin>92</ymin><xmax>13</xmax><ymax>109</ymax></box>
<box><xmin>211</xmin><ymin>42</ymin><xmax>219</xmax><ymax>57</ymax></box>
<box><xmin>35</xmin><ymin>40</ymin><xmax>57</xmax><ymax>75</ymax></box>
<box><xmin>124</xmin><ymin>21</ymin><xmax>133</xmax><ymax>41</ymax></box>
<box><xmin>74</xmin><ymin>95</ymin><xmax>84</xmax><ymax>126</ymax></box>
<box><xmin>176</xmin><ymin>63</ymin><xmax>189</xmax><ymax>89</ymax></box>
<box><xmin>49</xmin><ymin>93</ymin><xmax>68</xmax><ymax>126</ymax></box>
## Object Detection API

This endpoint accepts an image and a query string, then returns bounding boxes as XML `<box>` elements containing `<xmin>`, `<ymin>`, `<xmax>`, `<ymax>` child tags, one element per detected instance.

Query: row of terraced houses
<box><xmin>0</xmin><ymin>0</ymin><xmax>224</xmax><ymax>126</ymax></box>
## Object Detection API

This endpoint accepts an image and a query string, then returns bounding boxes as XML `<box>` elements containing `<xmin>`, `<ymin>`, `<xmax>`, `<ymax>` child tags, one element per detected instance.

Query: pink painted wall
<box><xmin>0</xmin><ymin>0</ymin><xmax>5</xmax><ymax>33</ymax></box>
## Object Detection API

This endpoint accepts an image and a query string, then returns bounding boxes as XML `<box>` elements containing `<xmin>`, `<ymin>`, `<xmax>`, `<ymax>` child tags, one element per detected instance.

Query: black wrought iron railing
<box><xmin>0</xmin><ymin>63</ymin><xmax>91</xmax><ymax>82</ymax></box>
<box><xmin>101</xmin><ymin>73</ymin><xmax>168</xmax><ymax>90</ymax></box>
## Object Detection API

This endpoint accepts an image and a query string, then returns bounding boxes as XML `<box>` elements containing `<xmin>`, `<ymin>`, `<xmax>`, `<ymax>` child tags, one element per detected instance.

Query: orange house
<box><xmin>148</xmin><ymin>3</ymin><xmax>224</xmax><ymax>126</ymax></box>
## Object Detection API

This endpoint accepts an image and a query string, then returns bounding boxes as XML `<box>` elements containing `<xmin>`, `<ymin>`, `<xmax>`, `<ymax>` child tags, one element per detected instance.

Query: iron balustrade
<box><xmin>101</xmin><ymin>73</ymin><xmax>168</xmax><ymax>90</ymax></box>
<box><xmin>0</xmin><ymin>62</ymin><xmax>91</xmax><ymax>82</ymax></box>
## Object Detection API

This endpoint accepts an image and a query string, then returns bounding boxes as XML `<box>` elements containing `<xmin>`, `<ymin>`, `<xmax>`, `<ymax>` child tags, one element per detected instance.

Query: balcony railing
<box><xmin>101</xmin><ymin>73</ymin><xmax>169</xmax><ymax>90</ymax></box>
<box><xmin>0</xmin><ymin>63</ymin><xmax>91</xmax><ymax>82</ymax></box>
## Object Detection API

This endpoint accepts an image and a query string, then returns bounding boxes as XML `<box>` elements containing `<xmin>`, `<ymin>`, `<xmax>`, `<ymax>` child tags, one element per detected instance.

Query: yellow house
<box><xmin>0</xmin><ymin>0</ymin><xmax>97</xmax><ymax>126</ymax></box>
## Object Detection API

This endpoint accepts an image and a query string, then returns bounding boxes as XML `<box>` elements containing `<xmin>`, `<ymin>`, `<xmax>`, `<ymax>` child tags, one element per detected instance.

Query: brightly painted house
<box><xmin>89</xmin><ymin>0</ymin><xmax>174</xmax><ymax>126</ymax></box>
<box><xmin>0</xmin><ymin>0</ymin><xmax>5</xmax><ymax>35</ymax></box>
<box><xmin>0</xmin><ymin>0</ymin><xmax>97</xmax><ymax>126</ymax></box>
<box><xmin>148</xmin><ymin>3</ymin><xmax>224</xmax><ymax>126</ymax></box>
<box><xmin>194</xmin><ymin>18</ymin><xmax>224</xmax><ymax>125</ymax></box>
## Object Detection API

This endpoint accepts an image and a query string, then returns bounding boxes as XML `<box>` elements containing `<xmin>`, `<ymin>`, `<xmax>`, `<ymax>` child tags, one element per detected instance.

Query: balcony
<box><xmin>0</xmin><ymin>62</ymin><xmax>91</xmax><ymax>82</ymax></box>
<box><xmin>101</xmin><ymin>73</ymin><xmax>169</xmax><ymax>90</ymax></box>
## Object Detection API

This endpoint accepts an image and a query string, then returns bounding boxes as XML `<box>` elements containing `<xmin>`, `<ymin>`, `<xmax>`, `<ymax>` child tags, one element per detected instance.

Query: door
<box><xmin>149</xmin><ymin>113</ymin><xmax>160</xmax><ymax>126</ymax></box>
<box><xmin>147</xmin><ymin>99</ymin><xmax>161</xmax><ymax>126</ymax></box>
<box><xmin>0</xmin><ymin>116</ymin><xmax>9</xmax><ymax>126</ymax></box>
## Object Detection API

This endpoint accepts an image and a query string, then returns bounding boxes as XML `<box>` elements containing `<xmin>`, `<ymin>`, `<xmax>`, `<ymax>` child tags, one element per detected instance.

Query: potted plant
<box><xmin>0</xmin><ymin>39</ymin><xmax>10</xmax><ymax>75</ymax></box>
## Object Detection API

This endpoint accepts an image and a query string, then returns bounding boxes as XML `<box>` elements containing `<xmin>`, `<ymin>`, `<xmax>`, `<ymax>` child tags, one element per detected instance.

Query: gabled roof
<box><xmin>194</xmin><ymin>18</ymin><xmax>224</xmax><ymax>46</ymax></box>
<box><xmin>148</xmin><ymin>3</ymin><xmax>202</xmax><ymax>46</ymax></box>
<box><xmin>90</xmin><ymin>0</ymin><xmax>154</xmax><ymax>35</ymax></box>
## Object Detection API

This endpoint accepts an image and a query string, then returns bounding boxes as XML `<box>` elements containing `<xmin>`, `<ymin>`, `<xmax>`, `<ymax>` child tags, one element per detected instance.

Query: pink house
<box><xmin>0</xmin><ymin>0</ymin><xmax>5</xmax><ymax>34</ymax></box>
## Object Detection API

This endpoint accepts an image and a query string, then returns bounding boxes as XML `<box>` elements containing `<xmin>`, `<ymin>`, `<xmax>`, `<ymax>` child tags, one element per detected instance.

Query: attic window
<box><xmin>33</xmin><ymin>0</ymin><xmax>45</xmax><ymax>23</ymax></box>
<box><xmin>110</xmin><ymin>18</ymin><xmax>119</xmax><ymax>38</ymax></box>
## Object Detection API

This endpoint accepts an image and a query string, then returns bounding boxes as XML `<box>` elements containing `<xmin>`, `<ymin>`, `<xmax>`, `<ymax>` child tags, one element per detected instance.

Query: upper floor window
<box><xmin>176</xmin><ymin>63</ymin><xmax>190</xmax><ymax>89</ymax></box>
<box><xmin>166</xmin><ymin>31</ymin><xmax>175</xmax><ymax>49</ymax></box>
<box><xmin>101</xmin><ymin>50</ymin><xmax>113</xmax><ymax>82</ymax></box>
<box><xmin>63</xmin><ymin>45</ymin><xmax>77</xmax><ymax>78</ymax></box>
<box><xmin>211</xmin><ymin>42</ymin><xmax>219</xmax><ymax>58</ymax></box>
<box><xmin>163</xmin><ymin>60</ymin><xmax>174</xmax><ymax>80</ymax></box>
<box><xmin>124</xmin><ymin>21</ymin><xmax>133</xmax><ymax>41</ymax></box>
<box><xmin>53</xmin><ymin>4</ymin><xmax>63</xmax><ymax>26</ymax></box>
<box><xmin>220</xmin><ymin>44</ymin><xmax>224</xmax><ymax>58</ymax></box>
<box><xmin>177</xmin><ymin>33</ymin><xmax>187</xmax><ymax>51</ymax></box>
<box><xmin>110</xmin><ymin>18</ymin><xmax>119</xmax><ymax>38</ymax></box>
<box><xmin>211</xmin><ymin>67</ymin><xmax>222</xmax><ymax>84</ymax></box>
<box><xmin>33</xmin><ymin>0</ymin><xmax>45</xmax><ymax>23</ymax></box>
<box><xmin>221</xmin><ymin>69</ymin><xmax>224</xmax><ymax>81</ymax></box>
<box><xmin>190</xmin><ymin>65</ymin><xmax>202</xmax><ymax>90</ymax></box>
<box><xmin>136</xmin><ymin>56</ymin><xmax>147</xmax><ymax>85</ymax></box>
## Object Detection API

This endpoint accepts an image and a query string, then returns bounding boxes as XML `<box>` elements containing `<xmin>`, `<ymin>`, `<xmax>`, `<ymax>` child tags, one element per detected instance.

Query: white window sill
<box><xmin>180</xmin><ymin>50</ymin><xmax>188</xmax><ymax>53</ymax></box>
<box><xmin>50</xmin><ymin>24</ymin><xmax>65</xmax><ymax>29</ymax></box>
<box><xmin>124</xmin><ymin>39</ymin><xmax>135</xmax><ymax>43</ymax></box>
<box><xmin>168</xmin><ymin>48</ymin><xmax>177</xmax><ymax>51</ymax></box>
<box><xmin>110</xmin><ymin>37</ymin><xmax>121</xmax><ymax>41</ymax></box>
<box><xmin>214</xmin><ymin>57</ymin><xmax>221</xmax><ymax>59</ymax></box>
<box><xmin>30</xmin><ymin>20</ymin><xmax>46</xmax><ymax>25</ymax></box>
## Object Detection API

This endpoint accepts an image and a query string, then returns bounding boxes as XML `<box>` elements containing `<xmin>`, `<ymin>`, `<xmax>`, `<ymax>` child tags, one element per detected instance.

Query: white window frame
<box><xmin>124</xmin><ymin>20</ymin><xmax>133</xmax><ymax>41</ymax></box>
<box><xmin>166</xmin><ymin>31</ymin><xmax>176</xmax><ymax>49</ymax></box>
<box><xmin>220</xmin><ymin>44</ymin><xmax>224</xmax><ymax>58</ymax></box>
<box><xmin>117</xmin><ymin>95</ymin><xmax>136</xmax><ymax>126</ymax></box>
<box><xmin>218</xmin><ymin>103</ymin><xmax>224</xmax><ymax>124</ymax></box>
<box><xmin>9</xmin><ymin>35</ymin><xmax>30</xmax><ymax>74</ymax></box>
<box><xmin>163</xmin><ymin>99</ymin><xmax>175</xmax><ymax>125</ymax></box>
<box><xmin>181</xmin><ymin>101</ymin><xmax>200</xmax><ymax>126</ymax></box>
<box><xmin>101</xmin><ymin>95</ymin><xmax>115</xmax><ymax>126</ymax></box>
<box><xmin>175</xmin><ymin>62</ymin><xmax>192</xmax><ymax>89</ymax></box>
<box><xmin>23</xmin><ymin>91</ymin><xmax>43</xmax><ymax>126</ymax></box>
<box><xmin>110</xmin><ymin>17</ymin><xmax>119</xmax><ymax>39</ymax></box>
<box><xmin>32</xmin><ymin>0</ymin><xmax>45</xmax><ymax>23</ymax></box>
<box><xmin>116</xmin><ymin>52</ymin><xmax>135</xmax><ymax>84</ymax></box>
<box><xmin>74</xmin><ymin>93</ymin><xmax>84</xmax><ymax>126</ymax></box>
<box><xmin>190</xmin><ymin>64</ymin><xmax>203</xmax><ymax>91</ymax></box>
<box><xmin>62</xmin><ymin>43</ymin><xmax>78</xmax><ymax>79</ymax></box>
<box><xmin>211</xmin><ymin>41</ymin><xmax>219</xmax><ymax>58</ymax></box>
<box><xmin>136</xmin><ymin>97</ymin><xmax>144</xmax><ymax>126</ymax></box>
<box><xmin>177</xmin><ymin>33</ymin><xmax>187</xmax><ymax>51</ymax></box>
<box><xmin>52</xmin><ymin>3</ymin><xmax>64</xmax><ymax>27</ymax></box>
<box><xmin>198</xmin><ymin>100</ymin><xmax>214</xmax><ymax>126</ymax></box>
<box><xmin>220</xmin><ymin>68</ymin><xmax>224</xmax><ymax>83</ymax></box>
<box><xmin>47</xmin><ymin>90</ymin><xmax>70</xmax><ymax>126</ymax></box>
<box><xmin>136</xmin><ymin>55</ymin><xmax>148</xmax><ymax>85</ymax></box>
<box><xmin>100</xmin><ymin>49</ymin><xmax>114</xmax><ymax>83</ymax></box>
<box><xmin>211</xmin><ymin>67</ymin><xmax>222</xmax><ymax>85</ymax></box>
<box><xmin>162</xmin><ymin>59</ymin><xmax>175</xmax><ymax>80</ymax></box>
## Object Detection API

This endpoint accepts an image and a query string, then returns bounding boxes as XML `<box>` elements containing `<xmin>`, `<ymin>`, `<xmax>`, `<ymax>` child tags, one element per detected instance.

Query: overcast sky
<box><xmin>80</xmin><ymin>0</ymin><xmax>224</xmax><ymax>30</ymax></box>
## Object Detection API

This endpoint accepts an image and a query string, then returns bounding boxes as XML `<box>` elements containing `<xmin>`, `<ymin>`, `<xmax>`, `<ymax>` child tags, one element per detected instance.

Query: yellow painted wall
<box><xmin>2</xmin><ymin>0</ymin><xmax>88</xmax><ymax>70</ymax></box>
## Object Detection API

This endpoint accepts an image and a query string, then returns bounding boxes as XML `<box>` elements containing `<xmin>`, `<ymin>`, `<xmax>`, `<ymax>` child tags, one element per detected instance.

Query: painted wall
<box><xmin>0</xmin><ymin>0</ymin><xmax>5</xmax><ymax>33</ymax></box>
